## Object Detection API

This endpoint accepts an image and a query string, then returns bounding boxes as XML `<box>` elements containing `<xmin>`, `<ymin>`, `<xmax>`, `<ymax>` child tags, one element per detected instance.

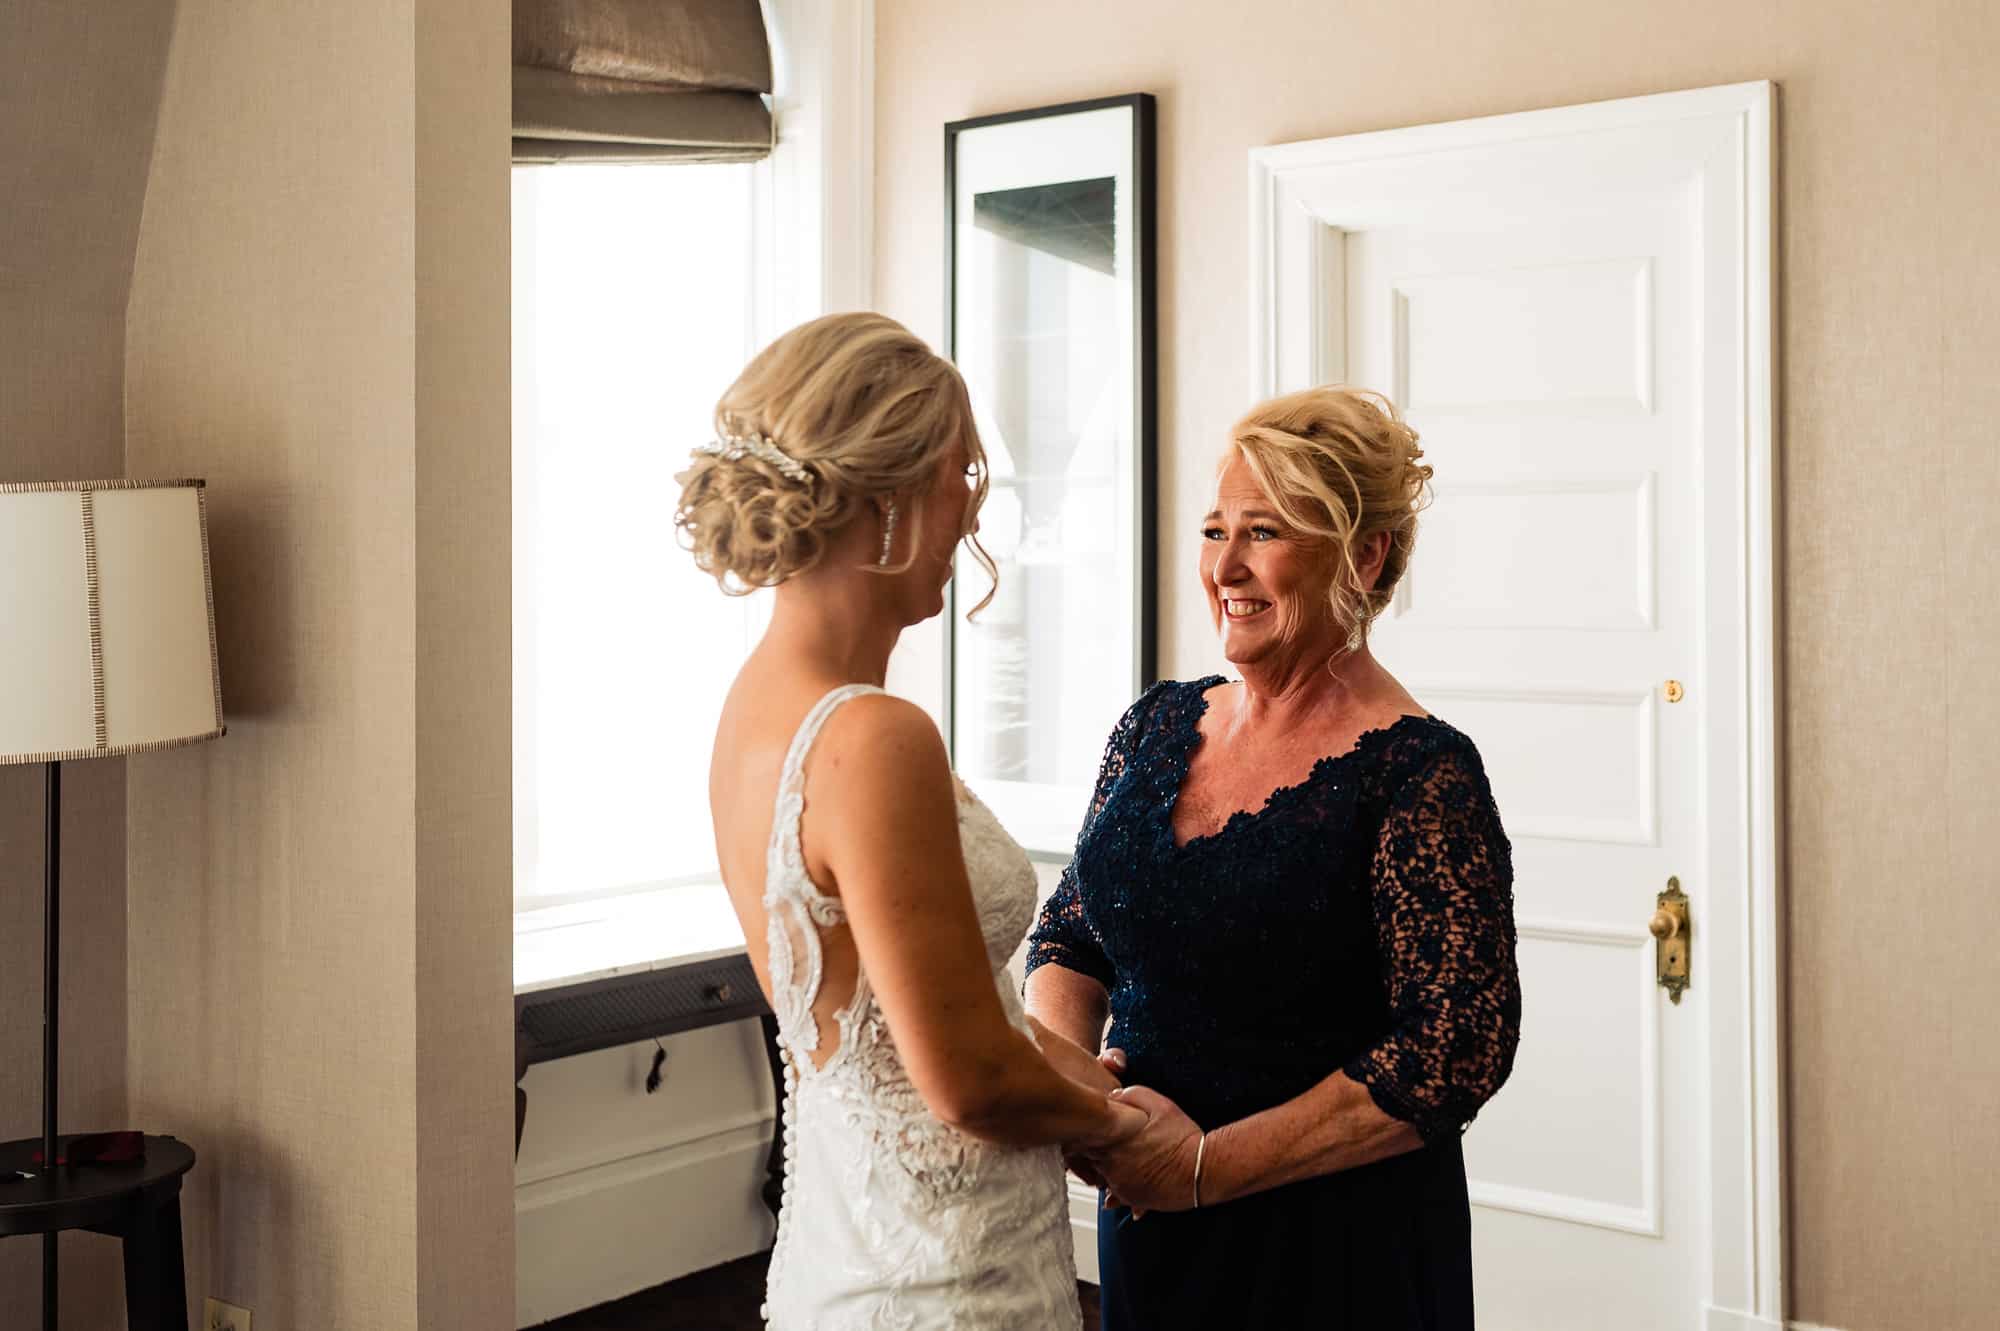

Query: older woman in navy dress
<box><xmin>1024</xmin><ymin>386</ymin><xmax>1521</xmax><ymax>1330</ymax></box>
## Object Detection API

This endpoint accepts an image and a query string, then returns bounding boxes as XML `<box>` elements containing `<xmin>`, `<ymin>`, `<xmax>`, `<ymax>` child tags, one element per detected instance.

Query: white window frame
<box><xmin>761</xmin><ymin>0</ymin><xmax>876</xmax><ymax>328</ymax></box>
<box><xmin>511</xmin><ymin>0</ymin><xmax>874</xmax><ymax>917</ymax></box>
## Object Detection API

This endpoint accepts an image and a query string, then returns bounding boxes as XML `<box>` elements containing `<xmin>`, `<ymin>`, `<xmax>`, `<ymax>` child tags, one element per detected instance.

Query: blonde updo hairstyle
<box><xmin>676</xmin><ymin>312</ymin><xmax>996</xmax><ymax>612</ymax></box>
<box><xmin>1224</xmin><ymin>386</ymin><xmax>1433</xmax><ymax>648</ymax></box>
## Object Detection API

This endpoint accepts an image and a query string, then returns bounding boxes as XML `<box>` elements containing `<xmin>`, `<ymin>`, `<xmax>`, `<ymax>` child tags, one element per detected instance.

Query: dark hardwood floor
<box><xmin>529</xmin><ymin>1251</ymin><xmax>1102</xmax><ymax>1330</ymax></box>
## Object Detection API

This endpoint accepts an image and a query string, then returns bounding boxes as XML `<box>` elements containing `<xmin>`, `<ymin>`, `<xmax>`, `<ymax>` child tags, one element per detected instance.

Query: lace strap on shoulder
<box><xmin>779</xmin><ymin>683</ymin><xmax>887</xmax><ymax>796</ymax></box>
<box><xmin>765</xmin><ymin>683</ymin><xmax>885</xmax><ymax>906</ymax></box>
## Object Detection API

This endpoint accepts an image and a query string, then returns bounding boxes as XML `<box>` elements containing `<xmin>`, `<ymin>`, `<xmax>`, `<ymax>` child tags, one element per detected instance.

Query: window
<box><xmin>512</xmin><ymin>163</ymin><xmax>768</xmax><ymax>907</ymax></box>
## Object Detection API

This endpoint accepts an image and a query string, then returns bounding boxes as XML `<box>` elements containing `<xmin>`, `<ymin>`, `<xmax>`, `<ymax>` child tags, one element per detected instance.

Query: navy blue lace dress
<box><xmin>1025</xmin><ymin>676</ymin><xmax>1521</xmax><ymax>1330</ymax></box>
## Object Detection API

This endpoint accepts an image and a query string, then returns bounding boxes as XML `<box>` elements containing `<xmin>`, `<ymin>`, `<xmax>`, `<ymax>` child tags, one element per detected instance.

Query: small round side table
<box><xmin>0</xmin><ymin>1135</ymin><xmax>195</xmax><ymax>1331</ymax></box>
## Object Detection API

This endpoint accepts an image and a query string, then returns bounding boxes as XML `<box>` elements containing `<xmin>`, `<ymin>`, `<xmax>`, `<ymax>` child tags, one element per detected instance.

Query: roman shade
<box><xmin>512</xmin><ymin>0</ymin><xmax>774</xmax><ymax>164</ymax></box>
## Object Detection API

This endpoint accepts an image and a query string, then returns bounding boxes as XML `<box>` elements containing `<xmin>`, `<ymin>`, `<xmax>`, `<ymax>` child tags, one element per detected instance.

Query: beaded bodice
<box><xmin>1026</xmin><ymin>677</ymin><xmax>1521</xmax><ymax>1141</ymax></box>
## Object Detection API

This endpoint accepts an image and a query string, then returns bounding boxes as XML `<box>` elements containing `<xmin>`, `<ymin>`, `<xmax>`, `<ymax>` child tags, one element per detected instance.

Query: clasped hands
<box><xmin>1067</xmin><ymin>1047</ymin><xmax>1205</xmax><ymax>1218</ymax></box>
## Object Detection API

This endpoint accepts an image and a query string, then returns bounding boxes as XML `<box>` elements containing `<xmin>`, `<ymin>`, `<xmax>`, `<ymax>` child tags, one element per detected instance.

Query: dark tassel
<box><xmin>645</xmin><ymin>1041</ymin><xmax>668</xmax><ymax>1094</ymax></box>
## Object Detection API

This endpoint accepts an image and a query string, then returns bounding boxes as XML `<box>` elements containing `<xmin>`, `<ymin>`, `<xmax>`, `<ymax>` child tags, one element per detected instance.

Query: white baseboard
<box><xmin>1708</xmin><ymin>1307</ymin><xmax>1838</xmax><ymax>1331</ymax></box>
<box><xmin>516</xmin><ymin>1117</ymin><xmax>776</xmax><ymax>1327</ymax></box>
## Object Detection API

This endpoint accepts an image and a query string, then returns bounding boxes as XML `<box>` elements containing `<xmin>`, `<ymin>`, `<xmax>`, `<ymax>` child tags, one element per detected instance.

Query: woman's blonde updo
<box><xmin>675</xmin><ymin>312</ymin><xmax>994</xmax><ymax>605</ymax></box>
<box><xmin>1225</xmin><ymin>386</ymin><xmax>1433</xmax><ymax>647</ymax></box>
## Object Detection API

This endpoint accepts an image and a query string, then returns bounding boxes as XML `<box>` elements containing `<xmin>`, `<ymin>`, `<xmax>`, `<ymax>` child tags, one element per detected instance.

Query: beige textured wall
<box><xmin>873</xmin><ymin>3</ymin><xmax>2000</xmax><ymax>1329</ymax></box>
<box><xmin>0</xmin><ymin>3</ymin><xmax>175</xmax><ymax>1327</ymax></box>
<box><xmin>414</xmin><ymin>0</ymin><xmax>517</xmax><ymax>1322</ymax></box>
<box><xmin>123</xmin><ymin>0</ymin><xmax>513</xmax><ymax>1326</ymax></box>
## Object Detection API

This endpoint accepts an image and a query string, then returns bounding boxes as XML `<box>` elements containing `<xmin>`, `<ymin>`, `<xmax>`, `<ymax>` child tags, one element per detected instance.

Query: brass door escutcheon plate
<box><xmin>1650</xmin><ymin>876</ymin><xmax>1691</xmax><ymax>1003</ymax></box>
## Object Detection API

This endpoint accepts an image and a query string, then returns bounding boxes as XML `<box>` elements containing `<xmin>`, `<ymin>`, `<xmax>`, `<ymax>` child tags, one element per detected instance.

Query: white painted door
<box><xmin>1355</xmin><ymin>205</ymin><xmax>1699</xmax><ymax>1331</ymax></box>
<box><xmin>1251</xmin><ymin>86</ymin><xmax>1781</xmax><ymax>1330</ymax></box>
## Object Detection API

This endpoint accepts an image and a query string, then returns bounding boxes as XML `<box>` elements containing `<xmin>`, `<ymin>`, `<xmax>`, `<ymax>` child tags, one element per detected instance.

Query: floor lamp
<box><xmin>0</xmin><ymin>479</ymin><xmax>223</xmax><ymax>1331</ymax></box>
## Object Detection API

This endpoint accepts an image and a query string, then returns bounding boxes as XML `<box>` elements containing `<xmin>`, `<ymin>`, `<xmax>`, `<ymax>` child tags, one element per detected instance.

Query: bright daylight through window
<box><xmin>513</xmin><ymin>163</ymin><xmax>764</xmax><ymax>906</ymax></box>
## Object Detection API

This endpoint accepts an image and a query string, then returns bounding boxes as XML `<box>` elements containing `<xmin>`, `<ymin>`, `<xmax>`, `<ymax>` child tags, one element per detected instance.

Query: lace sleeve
<box><xmin>1343</xmin><ymin>746</ymin><xmax>1521</xmax><ymax>1143</ymax></box>
<box><xmin>1023</xmin><ymin>684</ymin><xmax>1165</xmax><ymax>988</ymax></box>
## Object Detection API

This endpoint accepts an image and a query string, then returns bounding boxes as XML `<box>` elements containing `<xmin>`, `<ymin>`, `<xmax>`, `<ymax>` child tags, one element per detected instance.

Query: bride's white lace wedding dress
<box><xmin>758</xmin><ymin>684</ymin><xmax>1082</xmax><ymax>1331</ymax></box>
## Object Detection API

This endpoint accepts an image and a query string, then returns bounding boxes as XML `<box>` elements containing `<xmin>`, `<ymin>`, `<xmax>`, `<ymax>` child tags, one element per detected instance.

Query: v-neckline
<box><xmin>1163</xmin><ymin>677</ymin><xmax>1434</xmax><ymax>852</ymax></box>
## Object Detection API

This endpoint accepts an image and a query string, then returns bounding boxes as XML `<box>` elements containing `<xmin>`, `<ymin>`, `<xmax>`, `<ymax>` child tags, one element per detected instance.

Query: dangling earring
<box><xmin>878</xmin><ymin>500</ymin><xmax>899</xmax><ymax>567</ymax></box>
<box><xmin>1323</xmin><ymin>617</ymin><xmax>1367</xmax><ymax>677</ymax></box>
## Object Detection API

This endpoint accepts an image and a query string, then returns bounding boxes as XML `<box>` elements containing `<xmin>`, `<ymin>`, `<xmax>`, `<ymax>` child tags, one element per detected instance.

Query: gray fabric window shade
<box><xmin>513</xmin><ymin>0</ymin><xmax>774</xmax><ymax>164</ymax></box>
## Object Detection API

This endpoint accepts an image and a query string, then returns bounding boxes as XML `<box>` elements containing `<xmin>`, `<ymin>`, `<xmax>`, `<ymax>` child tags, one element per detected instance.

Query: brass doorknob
<box><xmin>1648</xmin><ymin>908</ymin><xmax>1681</xmax><ymax>941</ymax></box>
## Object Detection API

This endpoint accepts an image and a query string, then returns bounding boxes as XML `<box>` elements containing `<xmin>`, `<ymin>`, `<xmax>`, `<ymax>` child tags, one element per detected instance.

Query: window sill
<box><xmin>513</xmin><ymin>881</ymin><xmax>747</xmax><ymax>997</ymax></box>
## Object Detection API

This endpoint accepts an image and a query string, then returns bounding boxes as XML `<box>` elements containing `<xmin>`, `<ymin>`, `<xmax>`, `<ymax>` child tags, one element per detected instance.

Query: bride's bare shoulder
<box><xmin>714</xmin><ymin>670</ymin><xmax>943</xmax><ymax>782</ymax></box>
<box><xmin>814</xmin><ymin>691</ymin><xmax>947</xmax><ymax>782</ymax></box>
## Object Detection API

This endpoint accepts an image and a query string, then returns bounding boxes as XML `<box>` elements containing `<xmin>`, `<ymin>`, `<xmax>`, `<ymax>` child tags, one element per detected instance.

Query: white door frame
<box><xmin>1248</xmin><ymin>82</ymin><xmax>1783</xmax><ymax>1331</ymax></box>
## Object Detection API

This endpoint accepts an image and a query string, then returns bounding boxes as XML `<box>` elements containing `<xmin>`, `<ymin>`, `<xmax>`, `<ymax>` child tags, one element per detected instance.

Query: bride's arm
<box><xmin>813</xmin><ymin>696</ymin><xmax>1144</xmax><ymax>1152</ymax></box>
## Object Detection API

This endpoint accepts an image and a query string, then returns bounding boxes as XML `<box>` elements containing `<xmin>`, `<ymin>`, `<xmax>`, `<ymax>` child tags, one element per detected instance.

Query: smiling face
<box><xmin>1200</xmin><ymin>387</ymin><xmax>1428</xmax><ymax>677</ymax></box>
<box><xmin>1200</xmin><ymin>451</ymin><xmax>1347</xmax><ymax>670</ymax></box>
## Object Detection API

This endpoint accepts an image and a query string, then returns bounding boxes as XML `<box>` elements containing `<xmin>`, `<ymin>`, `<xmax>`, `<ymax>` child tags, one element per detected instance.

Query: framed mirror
<box><xmin>943</xmin><ymin>94</ymin><xmax>1157</xmax><ymax>856</ymax></box>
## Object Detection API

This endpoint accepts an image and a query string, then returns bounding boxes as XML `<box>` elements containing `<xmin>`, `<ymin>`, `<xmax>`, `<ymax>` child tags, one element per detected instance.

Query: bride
<box><xmin>680</xmin><ymin>312</ymin><xmax>1145</xmax><ymax>1329</ymax></box>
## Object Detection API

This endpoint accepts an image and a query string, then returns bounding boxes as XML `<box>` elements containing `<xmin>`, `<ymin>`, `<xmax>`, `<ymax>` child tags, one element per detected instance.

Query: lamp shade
<box><xmin>0</xmin><ymin>479</ymin><xmax>224</xmax><ymax>764</ymax></box>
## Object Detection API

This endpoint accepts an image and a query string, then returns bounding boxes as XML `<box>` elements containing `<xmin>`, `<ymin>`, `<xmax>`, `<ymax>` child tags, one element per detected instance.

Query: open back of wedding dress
<box><xmin>758</xmin><ymin>684</ymin><xmax>1081</xmax><ymax>1331</ymax></box>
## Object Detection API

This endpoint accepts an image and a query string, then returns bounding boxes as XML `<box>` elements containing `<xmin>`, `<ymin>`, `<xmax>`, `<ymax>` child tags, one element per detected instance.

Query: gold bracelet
<box><xmin>1192</xmin><ymin>1131</ymin><xmax>1208</xmax><ymax>1209</ymax></box>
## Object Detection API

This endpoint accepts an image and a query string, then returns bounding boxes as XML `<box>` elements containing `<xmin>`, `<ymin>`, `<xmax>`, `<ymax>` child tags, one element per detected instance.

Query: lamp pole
<box><xmin>43</xmin><ymin>760</ymin><xmax>60</xmax><ymax>1331</ymax></box>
